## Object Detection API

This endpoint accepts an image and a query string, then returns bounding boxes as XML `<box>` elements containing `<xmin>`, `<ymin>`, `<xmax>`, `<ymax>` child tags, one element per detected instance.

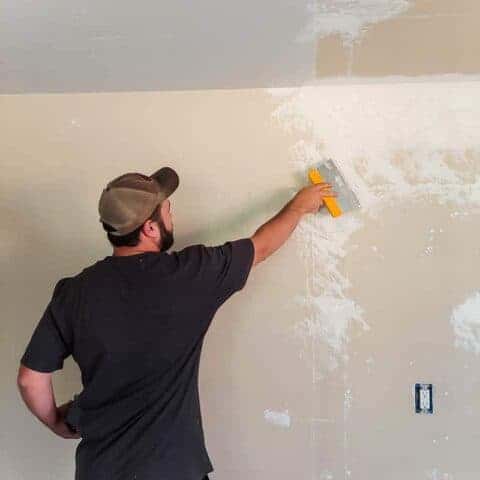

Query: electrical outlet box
<box><xmin>415</xmin><ymin>383</ymin><xmax>433</xmax><ymax>414</ymax></box>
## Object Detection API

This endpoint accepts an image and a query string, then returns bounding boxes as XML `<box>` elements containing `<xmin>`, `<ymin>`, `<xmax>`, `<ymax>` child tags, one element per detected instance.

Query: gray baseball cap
<box><xmin>98</xmin><ymin>167</ymin><xmax>179</xmax><ymax>236</ymax></box>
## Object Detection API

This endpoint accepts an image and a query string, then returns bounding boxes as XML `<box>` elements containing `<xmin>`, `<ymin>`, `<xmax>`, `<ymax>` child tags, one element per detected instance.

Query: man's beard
<box><xmin>158</xmin><ymin>218</ymin><xmax>174</xmax><ymax>252</ymax></box>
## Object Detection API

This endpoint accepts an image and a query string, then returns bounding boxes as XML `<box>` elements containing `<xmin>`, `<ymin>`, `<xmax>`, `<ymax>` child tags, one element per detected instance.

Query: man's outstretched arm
<box><xmin>250</xmin><ymin>183</ymin><xmax>335</xmax><ymax>266</ymax></box>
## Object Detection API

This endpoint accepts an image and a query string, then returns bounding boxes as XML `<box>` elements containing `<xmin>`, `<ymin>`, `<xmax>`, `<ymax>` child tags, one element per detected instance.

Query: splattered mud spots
<box><xmin>343</xmin><ymin>388</ymin><xmax>353</xmax><ymax>411</ymax></box>
<box><xmin>320</xmin><ymin>470</ymin><xmax>334</xmax><ymax>480</ymax></box>
<box><xmin>421</xmin><ymin>227</ymin><xmax>444</xmax><ymax>258</ymax></box>
<box><xmin>426</xmin><ymin>468</ymin><xmax>454</xmax><ymax>480</ymax></box>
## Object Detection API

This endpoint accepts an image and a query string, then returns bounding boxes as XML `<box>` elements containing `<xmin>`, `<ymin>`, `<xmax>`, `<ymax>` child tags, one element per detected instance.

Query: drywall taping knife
<box><xmin>308</xmin><ymin>159</ymin><xmax>360</xmax><ymax>218</ymax></box>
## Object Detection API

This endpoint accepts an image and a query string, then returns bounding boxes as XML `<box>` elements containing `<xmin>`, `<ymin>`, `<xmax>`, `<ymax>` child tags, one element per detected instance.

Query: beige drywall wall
<box><xmin>315</xmin><ymin>0</ymin><xmax>480</xmax><ymax>77</ymax></box>
<box><xmin>2</xmin><ymin>82</ymin><xmax>480</xmax><ymax>479</ymax></box>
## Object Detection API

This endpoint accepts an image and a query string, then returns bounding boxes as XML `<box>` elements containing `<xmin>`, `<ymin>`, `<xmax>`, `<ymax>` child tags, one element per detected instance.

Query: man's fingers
<box><xmin>319</xmin><ymin>189</ymin><xmax>337</xmax><ymax>197</ymax></box>
<box><xmin>313</xmin><ymin>182</ymin><xmax>332</xmax><ymax>189</ymax></box>
<box><xmin>314</xmin><ymin>184</ymin><xmax>338</xmax><ymax>195</ymax></box>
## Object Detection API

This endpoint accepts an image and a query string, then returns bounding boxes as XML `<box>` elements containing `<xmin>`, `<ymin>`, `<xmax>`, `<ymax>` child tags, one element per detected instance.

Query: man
<box><xmin>17</xmin><ymin>166</ymin><xmax>335</xmax><ymax>480</ymax></box>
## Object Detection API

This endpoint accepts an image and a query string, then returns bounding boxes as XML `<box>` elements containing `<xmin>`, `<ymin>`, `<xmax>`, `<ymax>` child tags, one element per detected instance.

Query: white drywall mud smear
<box><xmin>263</xmin><ymin>409</ymin><xmax>291</xmax><ymax>428</ymax></box>
<box><xmin>451</xmin><ymin>292</ymin><xmax>480</xmax><ymax>355</ymax></box>
<box><xmin>299</xmin><ymin>0</ymin><xmax>412</xmax><ymax>44</ymax></box>
<box><xmin>269</xmin><ymin>81</ymin><xmax>480</xmax><ymax>372</ymax></box>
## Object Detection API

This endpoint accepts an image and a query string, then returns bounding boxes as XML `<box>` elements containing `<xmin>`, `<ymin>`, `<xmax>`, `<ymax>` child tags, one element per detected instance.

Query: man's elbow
<box><xmin>250</xmin><ymin>237</ymin><xmax>268</xmax><ymax>266</ymax></box>
<box><xmin>17</xmin><ymin>364</ymin><xmax>49</xmax><ymax>389</ymax></box>
<box><xmin>17</xmin><ymin>365</ymin><xmax>31</xmax><ymax>390</ymax></box>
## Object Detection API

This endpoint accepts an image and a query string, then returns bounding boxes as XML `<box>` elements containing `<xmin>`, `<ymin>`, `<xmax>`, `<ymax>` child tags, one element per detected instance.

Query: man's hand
<box><xmin>290</xmin><ymin>183</ymin><xmax>336</xmax><ymax>214</ymax></box>
<box><xmin>51</xmin><ymin>400</ymin><xmax>81</xmax><ymax>439</ymax></box>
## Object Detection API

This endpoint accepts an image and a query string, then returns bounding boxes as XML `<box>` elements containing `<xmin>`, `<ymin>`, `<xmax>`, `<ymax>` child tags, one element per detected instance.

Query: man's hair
<box><xmin>102</xmin><ymin>204</ymin><xmax>161</xmax><ymax>247</ymax></box>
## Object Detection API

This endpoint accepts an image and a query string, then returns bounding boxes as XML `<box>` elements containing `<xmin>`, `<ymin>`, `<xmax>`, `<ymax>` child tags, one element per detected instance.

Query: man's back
<box><xmin>21</xmin><ymin>239</ymin><xmax>254</xmax><ymax>480</ymax></box>
<box><xmin>18</xmin><ymin>175</ymin><xmax>332</xmax><ymax>479</ymax></box>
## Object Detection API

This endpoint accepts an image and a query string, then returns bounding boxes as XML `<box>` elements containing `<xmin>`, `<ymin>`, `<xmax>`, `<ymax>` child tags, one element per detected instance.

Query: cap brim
<box><xmin>150</xmin><ymin>167</ymin><xmax>179</xmax><ymax>198</ymax></box>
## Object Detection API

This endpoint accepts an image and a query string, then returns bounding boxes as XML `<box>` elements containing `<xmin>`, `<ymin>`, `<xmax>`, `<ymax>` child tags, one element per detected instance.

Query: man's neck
<box><xmin>112</xmin><ymin>245</ymin><xmax>161</xmax><ymax>257</ymax></box>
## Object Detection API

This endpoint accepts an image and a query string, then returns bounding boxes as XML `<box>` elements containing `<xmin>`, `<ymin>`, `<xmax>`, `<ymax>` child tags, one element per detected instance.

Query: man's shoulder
<box><xmin>172</xmin><ymin>243</ymin><xmax>207</xmax><ymax>257</ymax></box>
<box><xmin>172</xmin><ymin>239</ymin><xmax>252</xmax><ymax>256</ymax></box>
<box><xmin>52</xmin><ymin>262</ymin><xmax>98</xmax><ymax>296</ymax></box>
<box><xmin>170</xmin><ymin>241</ymin><xmax>234</xmax><ymax>263</ymax></box>
<box><xmin>168</xmin><ymin>244</ymin><xmax>208</xmax><ymax>269</ymax></box>
<box><xmin>170</xmin><ymin>239</ymin><xmax>254</xmax><ymax>273</ymax></box>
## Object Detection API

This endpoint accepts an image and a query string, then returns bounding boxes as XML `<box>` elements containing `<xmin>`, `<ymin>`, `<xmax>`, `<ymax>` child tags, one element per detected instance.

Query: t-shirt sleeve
<box><xmin>179</xmin><ymin>237</ymin><xmax>255</xmax><ymax>308</ymax></box>
<box><xmin>20</xmin><ymin>277</ymin><xmax>74</xmax><ymax>373</ymax></box>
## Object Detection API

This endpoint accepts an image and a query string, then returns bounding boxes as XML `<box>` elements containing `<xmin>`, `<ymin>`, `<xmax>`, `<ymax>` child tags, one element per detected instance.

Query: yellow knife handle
<box><xmin>308</xmin><ymin>168</ymin><xmax>342</xmax><ymax>217</ymax></box>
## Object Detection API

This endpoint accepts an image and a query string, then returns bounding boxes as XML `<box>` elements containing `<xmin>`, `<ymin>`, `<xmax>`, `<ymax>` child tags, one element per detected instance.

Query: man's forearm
<box><xmin>251</xmin><ymin>199</ymin><xmax>304</xmax><ymax>265</ymax></box>
<box><xmin>18</xmin><ymin>379</ymin><xmax>58</xmax><ymax>430</ymax></box>
<box><xmin>17</xmin><ymin>365</ymin><xmax>80</xmax><ymax>439</ymax></box>
<box><xmin>249</xmin><ymin>183</ymin><xmax>334</xmax><ymax>266</ymax></box>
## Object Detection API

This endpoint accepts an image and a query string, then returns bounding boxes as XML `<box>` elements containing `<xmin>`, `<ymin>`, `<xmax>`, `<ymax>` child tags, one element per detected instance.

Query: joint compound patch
<box><xmin>451</xmin><ymin>292</ymin><xmax>480</xmax><ymax>355</ymax></box>
<box><xmin>268</xmin><ymin>82</ymin><xmax>480</xmax><ymax>373</ymax></box>
<box><xmin>298</xmin><ymin>0</ymin><xmax>413</xmax><ymax>45</ymax></box>
<box><xmin>264</xmin><ymin>409</ymin><xmax>291</xmax><ymax>428</ymax></box>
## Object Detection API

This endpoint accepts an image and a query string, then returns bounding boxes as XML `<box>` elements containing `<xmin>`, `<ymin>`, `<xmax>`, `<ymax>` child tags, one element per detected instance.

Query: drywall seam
<box><xmin>285</xmin><ymin>74</ymin><xmax>480</xmax><ymax>86</ymax></box>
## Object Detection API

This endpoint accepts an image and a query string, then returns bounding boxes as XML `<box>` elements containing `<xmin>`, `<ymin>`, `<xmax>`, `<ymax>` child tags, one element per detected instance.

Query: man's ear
<box><xmin>141</xmin><ymin>218</ymin><xmax>158</xmax><ymax>238</ymax></box>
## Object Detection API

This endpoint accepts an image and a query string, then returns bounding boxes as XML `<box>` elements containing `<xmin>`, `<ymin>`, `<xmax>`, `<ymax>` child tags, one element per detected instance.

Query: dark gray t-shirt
<box><xmin>20</xmin><ymin>238</ymin><xmax>255</xmax><ymax>480</ymax></box>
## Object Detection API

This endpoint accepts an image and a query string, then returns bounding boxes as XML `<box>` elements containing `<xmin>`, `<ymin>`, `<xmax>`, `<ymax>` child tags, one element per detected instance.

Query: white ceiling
<box><xmin>1</xmin><ymin>0</ymin><xmax>315</xmax><ymax>93</ymax></box>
